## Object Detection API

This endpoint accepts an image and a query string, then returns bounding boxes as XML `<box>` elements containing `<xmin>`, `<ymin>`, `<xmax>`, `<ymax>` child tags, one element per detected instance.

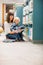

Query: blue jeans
<box><xmin>6</xmin><ymin>33</ymin><xmax>23</xmax><ymax>40</ymax></box>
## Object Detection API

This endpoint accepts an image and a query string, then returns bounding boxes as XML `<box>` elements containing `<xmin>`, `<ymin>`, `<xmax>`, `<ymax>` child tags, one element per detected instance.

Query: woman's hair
<box><xmin>6</xmin><ymin>12</ymin><xmax>14</xmax><ymax>23</ymax></box>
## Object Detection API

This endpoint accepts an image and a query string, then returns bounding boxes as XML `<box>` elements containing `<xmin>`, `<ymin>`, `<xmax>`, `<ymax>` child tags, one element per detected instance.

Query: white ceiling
<box><xmin>0</xmin><ymin>0</ymin><xmax>26</xmax><ymax>3</ymax></box>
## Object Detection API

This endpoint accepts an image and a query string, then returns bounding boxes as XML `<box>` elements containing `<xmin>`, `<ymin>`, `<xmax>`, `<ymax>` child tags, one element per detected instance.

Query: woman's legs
<box><xmin>18</xmin><ymin>32</ymin><xmax>24</xmax><ymax>41</ymax></box>
<box><xmin>6</xmin><ymin>33</ymin><xmax>24</xmax><ymax>41</ymax></box>
<box><xmin>6</xmin><ymin>33</ymin><xmax>17</xmax><ymax>40</ymax></box>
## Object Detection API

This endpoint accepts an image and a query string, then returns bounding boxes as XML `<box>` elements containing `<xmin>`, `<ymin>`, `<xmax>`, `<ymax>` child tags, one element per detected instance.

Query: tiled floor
<box><xmin>0</xmin><ymin>42</ymin><xmax>43</xmax><ymax>65</ymax></box>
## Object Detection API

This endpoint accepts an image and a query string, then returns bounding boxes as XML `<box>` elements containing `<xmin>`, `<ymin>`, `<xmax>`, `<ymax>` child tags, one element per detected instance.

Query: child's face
<box><xmin>15</xmin><ymin>20</ymin><xmax>20</xmax><ymax>24</ymax></box>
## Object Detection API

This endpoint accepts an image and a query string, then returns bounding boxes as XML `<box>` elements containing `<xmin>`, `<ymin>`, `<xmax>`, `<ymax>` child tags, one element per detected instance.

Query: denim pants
<box><xmin>6</xmin><ymin>33</ymin><xmax>23</xmax><ymax>40</ymax></box>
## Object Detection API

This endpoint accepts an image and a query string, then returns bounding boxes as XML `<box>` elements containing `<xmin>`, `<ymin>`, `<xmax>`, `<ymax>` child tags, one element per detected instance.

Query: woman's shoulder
<box><xmin>4</xmin><ymin>21</ymin><xmax>8</xmax><ymax>24</ymax></box>
<box><xmin>4</xmin><ymin>21</ymin><xmax>9</xmax><ymax>25</ymax></box>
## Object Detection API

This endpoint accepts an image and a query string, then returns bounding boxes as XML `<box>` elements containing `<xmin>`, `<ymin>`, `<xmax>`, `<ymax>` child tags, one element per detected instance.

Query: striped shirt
<box><xmin>10</xmin><ymin>23</ymin><xmax>19</xmax><ymax>31</ymax></box>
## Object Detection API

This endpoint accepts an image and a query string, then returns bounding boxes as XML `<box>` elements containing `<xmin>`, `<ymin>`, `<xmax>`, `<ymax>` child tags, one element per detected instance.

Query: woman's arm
<box><xmin>9</xmin><ymin>30</ymin><xmax>18</xmax><ymax>34</ymax></box>
<box><xmin>9</xmin><ymin>29</ymin><xmax>24</xmax><ymax>34</ymax></box>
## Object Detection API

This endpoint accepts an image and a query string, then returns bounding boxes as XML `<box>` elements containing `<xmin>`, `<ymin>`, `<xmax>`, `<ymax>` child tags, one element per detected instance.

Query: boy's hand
<box><xmin>9</xmin><ymin>32</ymin><xmax>14</xmax><ymax>34</ymax></box>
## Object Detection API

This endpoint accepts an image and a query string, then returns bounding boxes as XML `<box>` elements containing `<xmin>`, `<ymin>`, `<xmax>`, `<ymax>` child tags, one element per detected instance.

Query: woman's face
<box><xmin>10</xmin><ymin>15</ymin><xmax>14</xmax><ymax>22</ymax></box>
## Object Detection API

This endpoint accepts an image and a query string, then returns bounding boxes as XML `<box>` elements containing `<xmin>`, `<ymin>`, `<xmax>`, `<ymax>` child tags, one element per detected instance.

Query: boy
<box><xmin>6</xmin><ymin>17</ymin><xmax>24</xmax><ymax>41</ymax></box>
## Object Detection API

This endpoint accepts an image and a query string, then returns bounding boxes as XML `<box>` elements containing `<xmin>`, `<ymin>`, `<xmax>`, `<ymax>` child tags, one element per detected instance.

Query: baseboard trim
<box><xmin>33</xmin><ymin>40</ymin><xmax>43</xmax><ymax>44</ymax></box>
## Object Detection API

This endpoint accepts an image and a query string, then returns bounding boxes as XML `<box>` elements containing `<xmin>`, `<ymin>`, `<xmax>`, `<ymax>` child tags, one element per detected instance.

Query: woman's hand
<box><xmin>9</xmin><ymin>31</ymin><xmax>15</xmax><ymax>34</ymax></box>
<box><xmin>18</xmin><ymin>29</ymin><xmax>24</xmax><ymax>33</ymax></box>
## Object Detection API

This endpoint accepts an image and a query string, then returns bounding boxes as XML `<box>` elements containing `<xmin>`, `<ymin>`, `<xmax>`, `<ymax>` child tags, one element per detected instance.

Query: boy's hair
<box><xmin>14</xmin><ymin>17</ymin><xmax>20</xmax><ymax>22</ymax></box>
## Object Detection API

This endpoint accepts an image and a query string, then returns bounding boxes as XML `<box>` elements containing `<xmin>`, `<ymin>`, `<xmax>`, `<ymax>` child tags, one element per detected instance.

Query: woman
<box><xmin>4</xmin><ymin>11</ymin><xmax>14</xmax><ymax>34</ymax></box>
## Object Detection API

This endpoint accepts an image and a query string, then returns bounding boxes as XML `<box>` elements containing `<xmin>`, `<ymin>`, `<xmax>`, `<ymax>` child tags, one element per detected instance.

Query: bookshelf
<box><xmin>23</xmin><ymin>0</ymin><xmax>33</xmax><ymax>41</ymax></box>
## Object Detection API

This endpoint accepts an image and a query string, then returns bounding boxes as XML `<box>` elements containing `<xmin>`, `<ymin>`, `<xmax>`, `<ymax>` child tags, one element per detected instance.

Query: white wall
<box><xmin>0</xmin><ymin>0</ymin><xmax>25</xmax><ymax>3</ymax></box>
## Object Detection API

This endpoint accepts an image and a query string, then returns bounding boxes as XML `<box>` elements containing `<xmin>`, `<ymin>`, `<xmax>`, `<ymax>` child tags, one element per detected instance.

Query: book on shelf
<box><xmin>28</xmin><ymin>12</ymin><xmax>33</xmax><ymax>24</ymax></box>
<box><xmin>29</xmin><ymin>0</ymin><xmax>33</xmax><ymax>12</ymax></box>
<box><xmin>29</xmin><ymin>27</ymin><xmax>32</xmax><ymax>40</ymax></box>
<box><xmin>23</xmin><ymin>7</ymin><xmax>26</xmax><ymax>16</ymax></box>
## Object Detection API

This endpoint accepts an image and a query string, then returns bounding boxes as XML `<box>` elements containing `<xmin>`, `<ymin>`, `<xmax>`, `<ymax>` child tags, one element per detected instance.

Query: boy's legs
<box><xmin>18</xmin><ymin>32</ymin><xmax>24</xmax><ymax>41</ymax></box>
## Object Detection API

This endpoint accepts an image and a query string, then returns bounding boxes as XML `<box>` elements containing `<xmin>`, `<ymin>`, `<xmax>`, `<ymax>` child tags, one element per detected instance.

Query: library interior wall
<box><xmin>33</xmin><ymin>0</ymin><xmax>43</xmax><ymax>40</ymax></box>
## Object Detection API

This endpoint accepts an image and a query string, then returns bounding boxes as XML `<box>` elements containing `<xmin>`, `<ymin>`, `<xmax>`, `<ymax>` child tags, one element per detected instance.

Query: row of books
<box><xmin>23</xmin><ymin>0</ymin><xmax>33</xmax><ymax>25</ymax></box>
<box><xmin>23</xmin><ymin>0</ymin><xmax>33</xmax><ymax>40</ymax></box>
<box><xmin>23</xmin><ymin>12</ymin><xmax>33</xmax><ymax>24</ymax></box>
<box><xmin>23</xmin><ymin>0</ymin><xmax>33</xmax><ymax>16</ymax></box>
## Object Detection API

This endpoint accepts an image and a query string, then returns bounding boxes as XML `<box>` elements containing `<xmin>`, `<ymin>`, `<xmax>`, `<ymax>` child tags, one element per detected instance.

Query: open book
<box><xmin>18</xmin><ymin>25</ymin><xmax>25</xmax><ymax>29</ymax></box>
